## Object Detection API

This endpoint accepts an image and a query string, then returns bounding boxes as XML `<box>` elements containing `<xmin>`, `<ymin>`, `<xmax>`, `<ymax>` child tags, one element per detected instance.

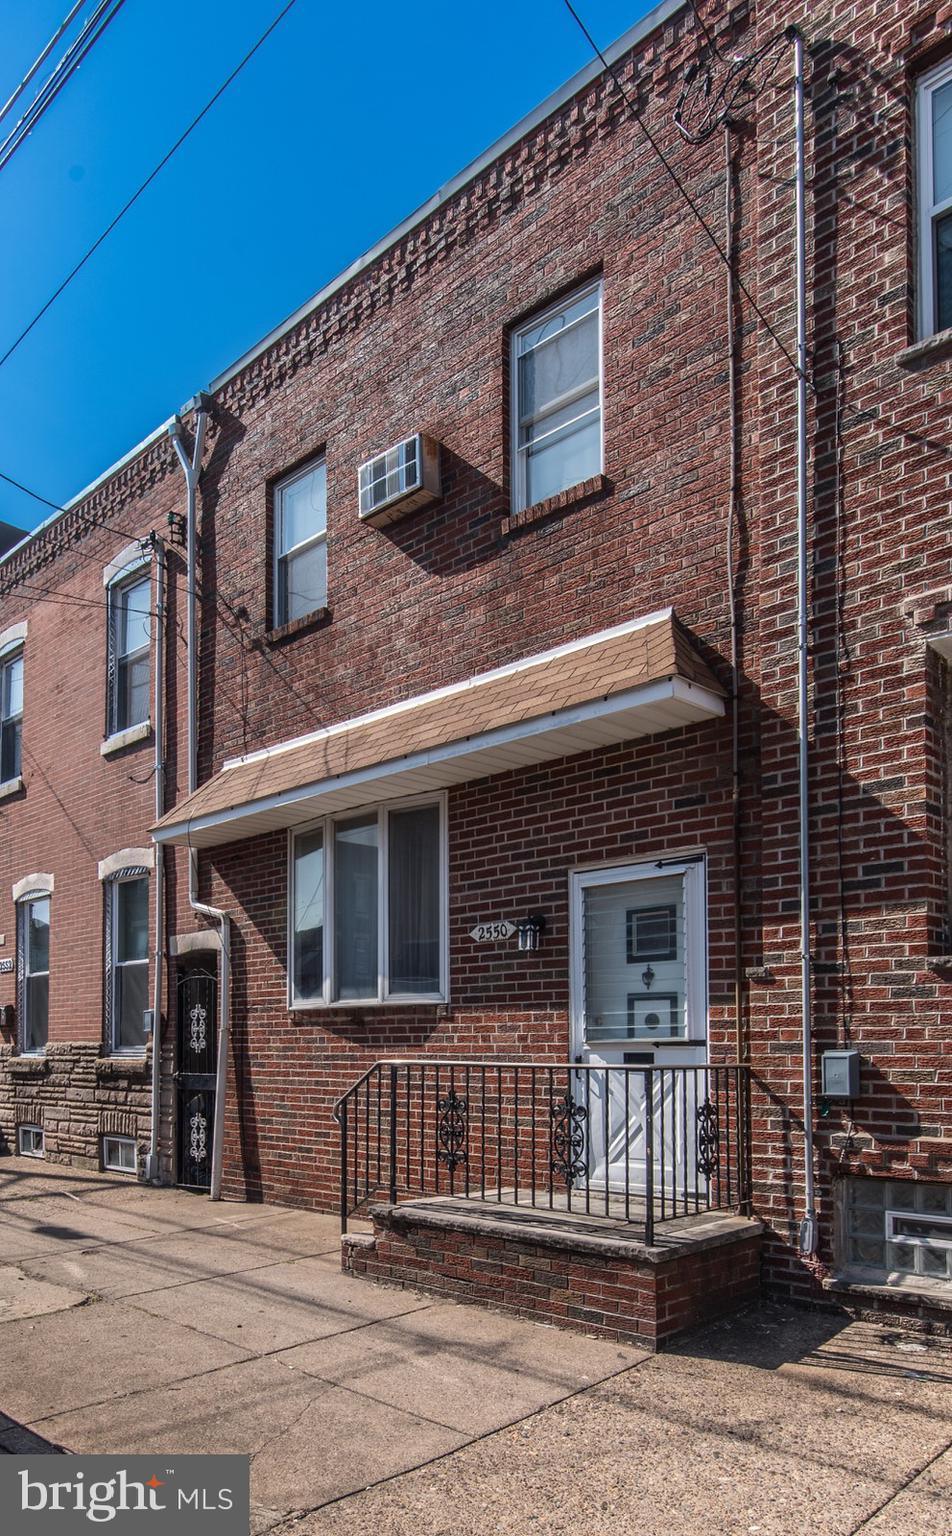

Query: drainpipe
<box><xmin>790</xmin><ymin>27</ymin><xmax>817</xmax><ymax>1257</ymax></box>
<box><xmin>146</xmin><ymin>536</ymin><xmax>166</xmax><ymax>1183</ymax></box>
<box><xmin>168</xmin><ymin>399</ymin><xmax>232</xmax><ymax>1202</ymax></box>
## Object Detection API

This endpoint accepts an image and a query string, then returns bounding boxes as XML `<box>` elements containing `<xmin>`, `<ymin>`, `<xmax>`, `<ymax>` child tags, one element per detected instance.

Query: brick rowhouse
<box><xmin>1</xmin><ymin>0</ymin><xmax>951</xmax><ymax>1333</ymax></box>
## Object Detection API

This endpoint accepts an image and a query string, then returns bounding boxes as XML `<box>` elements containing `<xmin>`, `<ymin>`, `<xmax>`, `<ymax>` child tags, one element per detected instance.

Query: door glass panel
<box><xmin>936</xmin><ymin>209</ymin><xmax>952</xmax><ymax>332</ymax></box>
<box><xmin>116</xmin><ymin>961</ymin><xmax>148</xmax><ymax>1051</ymax></box>
<box><xmin>583</xmin><ymin>874</ymin><xmax>686</xmax><ymax>1042</ymax></box>
<box><xmin>334</xmin><ymin>814</ymin><xmax>378</xmax><ymax>999</ymax></box>
<box><xmin>28</xmin><ymin>898</ymin><xmax>50</xmax><ymax>974</ymax></box>
<box><xmin>25</xmin><ymin>974</ymin><xmax>48</xmax><ymax>1052</ymax></box>
<box><xmin>293</xmin><ymin>827</ymin><xmax>324</xmax><ymax>1001</ymax></box>
<box><xmin>388</xmin><ymin>804</ymin><xmax>440</xmax><ymax>995</ymax></box>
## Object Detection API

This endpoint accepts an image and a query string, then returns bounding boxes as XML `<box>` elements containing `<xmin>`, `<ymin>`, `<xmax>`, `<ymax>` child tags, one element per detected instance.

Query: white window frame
<box><xmin>102</xmin><ymin>1135</ymin><xmax>137</xmax><ymax>1174</ymax></box>
<box><xmin>287</xmin><ymin>792</ymin><xmax>448</xmax><ymax>1009</ymax></box>
<box><xmin>106</xmin><ymin>870</ymin><xmax>150</xmax><ymax>1056</ymax></box>
<box><xmin>17</xmin><ymin>1124</ymin><xmax>44</xmax><ymax>1158</ymax></box>
<box><xmin>917</xmin><ymin>59</ymin><xmax>952</xmax><ymax>338</ymax></box>
<box><xmin>0</xmin><ymin>643</ymin><xmax>23</xmax><ymax>788</ymax></box>
<box><xmin>17</xmin><ymin>892</ymin><xmax>50</xmax><ymax>1056</ymax></box>
<box><xmin>569</xmin><ymin>856</ymin><xmax>708</xmax><ymax>1047</ymax></box>
<box><xmin>273</xmin><ymin>457</ymin><xmax>328</xmax><ymax>628</ymax></box>
<box><xmin>510</xmin><ymin>278</ymin><xmax>604</xmax><ymax>514</ymax></box>
<box><xmin>885</xmin><ymin>1208</ymin><xmax>952</xmax><ymax>1251</ymax></box>
<box><xmin>106</xmin><ymin>561</ymin><xmax>152</xmax><ymax>738</ymax></box>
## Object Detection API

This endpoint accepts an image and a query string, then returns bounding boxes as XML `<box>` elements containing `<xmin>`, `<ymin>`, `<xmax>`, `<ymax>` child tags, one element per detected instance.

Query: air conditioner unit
<box><xmin>358</xmin><ymin>433</ymin><xmax>441</xmax><ymax>527</ymax></box>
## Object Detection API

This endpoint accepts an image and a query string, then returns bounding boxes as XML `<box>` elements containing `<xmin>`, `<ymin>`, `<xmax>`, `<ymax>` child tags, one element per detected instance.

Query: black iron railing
<box><xmin>333</xmin><ymin>1060</ymin><xmax>751</xmax><ymax>1244</ymax></box>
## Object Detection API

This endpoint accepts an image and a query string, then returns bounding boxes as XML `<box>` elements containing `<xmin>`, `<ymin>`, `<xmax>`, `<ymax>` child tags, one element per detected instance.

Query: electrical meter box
<box><xmin>821</xmin><ymin>1049</ymin><xmax>860</xmax><ymax>1099</ymax></box>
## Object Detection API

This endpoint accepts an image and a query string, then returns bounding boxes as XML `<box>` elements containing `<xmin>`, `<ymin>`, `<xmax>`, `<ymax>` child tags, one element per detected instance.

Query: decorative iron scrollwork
<box><xmin>696</xmin><ymin>1099</ymin><xmax>720</xmax><ymax>1179</ymax></box>
<box><xmin>550</xmin><ymin>1093</ymin><xmax>588</xmax><ymax>1187</ymax></box>
<box><xmin>437</xmin><ymin>1091</ymin><xmax>468</xmax><ymax>1171</ymax></box>
<box><xmin>189</xmin><ymin>1109</ymin><xmax>208</xmax><ymax>1164</ymax></box>
<box><xmin>188</xmin><ymin>1003</ymin><xmax>208</xmax><ymax>1054</ymax></box>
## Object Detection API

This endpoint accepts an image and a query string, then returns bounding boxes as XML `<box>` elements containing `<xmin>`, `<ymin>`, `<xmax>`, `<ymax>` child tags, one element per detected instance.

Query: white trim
<box><xmin>273</xmin><ymin>456</ymin><xmax>328</xmax><ymax>628</ymax></box>
<box><xmin>17</xmin><ymin>1124</ymin><xmax>45</xmax><ymax>1158</ymax></box>
<box><xmin>12</xmin><ymin>872</ymin><xmax>53</xmax><ymax>902</ymax></box>
<box><xmin>0</xmin><ymin>776</ymin><xmax>23</xmax><ymax>802</ymax></box>
<box><xmin>101</xmin><ymin>1134</ymin><xmax>137</xmax><ymax>1174</ymax></box>
<box><xmin>0</xmin><ymin>621</ymin><xmax>27</xmax><ymax>655</ymax></box>
<box><xmin>511</xmin><ymin>279</ymin><xmax>604</xmax><ymax>514</ymax></box>
<box><xmin>103</xmin><ymin>541</ymin><xmax>151</xmax><ymax>588</ymax></box>
<box><xmin>288</xmin><ymin>791</ymin><xmax>449</xmax><ymax>1009</ymax></box>
<box><xmin>226</xmin><ymin>609</ymin><xmax>673</xmax><ymax>771</ymax></box>
<box><xmin>101</xmin><ymin>720</ymin><xmax>152</xmax><ymax>756</ymax></box>
<box><xmin>98</xmin><ymin>847</ymin><xmax>154</xmax><ymax>881</ymax></box>
<box><xmin>156</xmin><ymin>673</ymin><xmax>724</xmax><ymax>846</ymax></box>
<box><xmin>568</xmin><ymin>856</ymin><xmax>708</xmax><ymax>1057</ymax></box>
<box><xmin>917</xmin><ymin>58</ymin><xmax>952</xmax><ymax>338</ymax></box>
<box><xmin>885</xmin><ymin>1208</ymin><xmax>952</xmax><ymax>1251</ymax></box>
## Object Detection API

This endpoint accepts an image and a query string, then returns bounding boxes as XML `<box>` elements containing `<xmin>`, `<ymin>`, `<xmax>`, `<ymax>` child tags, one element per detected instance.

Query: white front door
<box><xmin>569</xmin><ymin>858</ymin><xmax>708</xmax><ymax>1199</ymax></box>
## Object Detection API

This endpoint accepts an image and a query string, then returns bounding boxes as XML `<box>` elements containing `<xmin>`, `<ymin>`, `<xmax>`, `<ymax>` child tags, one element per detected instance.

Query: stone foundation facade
<box><xmin>0</xmin><ymin>1043</ymin><xmax>152</xmax><ymax>1172</ymax></box>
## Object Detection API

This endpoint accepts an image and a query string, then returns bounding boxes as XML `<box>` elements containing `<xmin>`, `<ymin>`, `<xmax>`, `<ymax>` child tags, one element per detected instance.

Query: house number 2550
<box><xmin>469</xmin><ymin>921</ymin><xmax>517</xmax><ymax>943</ymax></box>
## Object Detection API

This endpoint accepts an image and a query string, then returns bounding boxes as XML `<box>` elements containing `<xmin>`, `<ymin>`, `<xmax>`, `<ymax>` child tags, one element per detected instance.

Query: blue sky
<box><xmin>0</xmin><ymin>0</ymin><xmax>656</xmax><ymax>532</ymax></box>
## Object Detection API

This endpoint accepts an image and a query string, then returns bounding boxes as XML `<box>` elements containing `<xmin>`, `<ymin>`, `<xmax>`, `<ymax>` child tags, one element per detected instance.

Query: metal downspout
<box><xmin>790</xmin><ymin>27</ymin><xmax>817</xmax><ymax>1256</ymax></box>
<box><xmin>169</xmin><ymin>401</ymin><xmax>232</xmax><ymax>1202</ymax></box>
<box><xmin>147</xmin><ymin>537</ymin><xmax>166</xmax><ymax>1183</ymax></box>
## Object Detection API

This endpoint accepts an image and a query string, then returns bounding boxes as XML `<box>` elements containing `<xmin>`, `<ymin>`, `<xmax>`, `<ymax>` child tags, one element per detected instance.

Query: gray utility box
<box><xmin>821</xmin><ymin>1049</ymin><xmax>861</xmax><ymax>1100</ymax></box>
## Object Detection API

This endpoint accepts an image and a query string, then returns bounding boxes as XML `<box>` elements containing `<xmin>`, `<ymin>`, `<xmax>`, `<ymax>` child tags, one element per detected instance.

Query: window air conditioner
<box><xmin>357</xmin><ymin>433</ymin><xmax>441</xmax><ymax>527</ymax></box>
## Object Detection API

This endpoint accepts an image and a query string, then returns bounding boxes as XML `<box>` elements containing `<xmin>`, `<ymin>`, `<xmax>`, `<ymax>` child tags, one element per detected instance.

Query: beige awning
<box><xmin>152</xmin><ymin>609</ymin><xmax>725</xmax><ymax>849</ymax></box>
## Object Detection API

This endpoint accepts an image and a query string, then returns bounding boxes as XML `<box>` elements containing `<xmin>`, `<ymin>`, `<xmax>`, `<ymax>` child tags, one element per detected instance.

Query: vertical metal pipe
<box><xmin>340</xmin><ymin>1099</ymin><xmax>349</xmax><ymax>1233</ymax></box>
<box><xmin>147</xmin><ymin>539</ymin><xmax>166</xmax><ymax>1183</ymax></box>
<box><xmin>389</xmin><ymin>1064</ymin><xmax>398</xmax><ymax>1204</ymax></box>
<box><xmin>643</xmin><ymin>1071</ymin><xmax>654</xmax><ymax>1246</ymax></box>
<box><xmin>791</xmin><ymin>27</ymin><xmax>817</xmax><ymax>1256</ymax></box>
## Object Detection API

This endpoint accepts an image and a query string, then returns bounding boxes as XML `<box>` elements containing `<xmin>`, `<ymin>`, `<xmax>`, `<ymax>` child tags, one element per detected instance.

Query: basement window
<box><xmin>17</xmin><ymin>1124</ymin><xmax>44</xmax><ymax>1158</ymax></box>
<box><xmin>842</xmin><ymin>1178</ymin><xmax>952</xmax><ymax>1286</ymax></box>
<box><xmin>102</xmin><ymin>1135</ymin><xmax>137</xmax><ymax>1174</ymax></box>
<box><xmin>289</xmin><ymin>795</ymin><xmax>447</xmax><ymax>1007</ymax></box>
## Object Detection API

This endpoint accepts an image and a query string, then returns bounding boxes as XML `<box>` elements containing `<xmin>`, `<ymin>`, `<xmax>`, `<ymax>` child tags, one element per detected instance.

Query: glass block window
<box><xmin>844</xmin><ymin>1179</ymin><xmax>952</xmax><ymax>1284</ymax></box>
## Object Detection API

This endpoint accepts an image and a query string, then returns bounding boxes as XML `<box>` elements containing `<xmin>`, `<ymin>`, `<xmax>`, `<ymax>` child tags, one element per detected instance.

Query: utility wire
<box><xmin>0</xmin><ymin>0</ymin><xmax>86</xmax><ymax>126</ymax></box>
<box><xmin>0</xmin><ymin>1</ymin><xmax>128</xmax><ymax>175</ymax></box>
<box><xmin>561</xmin><ymin>0</ymin><xmax>806</xmax><ymax>383</ymax></box>
<box><xmin>0</xmin><ymin>0</ymin><xmax>299</xmax><ymax>375</ymax></box>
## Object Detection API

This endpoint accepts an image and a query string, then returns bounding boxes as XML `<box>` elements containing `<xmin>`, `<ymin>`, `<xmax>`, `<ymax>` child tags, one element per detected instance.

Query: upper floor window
<box><xmin>917</xmin><ymin>60</ymin><xmax>952</xmax><ymax>337</ymax></box>
<box><xmin>0</xmin><ymin>647</ymin><xmax>23</xmax><ymax>785</ymax></box>
<box><xmin>107</xmin><ymin>571</ymin><xmax>151</xmax><ymax>736</ymax></box>
<box><xmin>18</xmin><ymin>894</ymin><xmax>49</xmax><ymax>1055</ymax></box>
<box><xmin>511</xmin><ymin>280</ymin><xmax>602</xmax><ymax>512</ymax></box>
<box><xmin>106</xmin><ymin>873</ymin><xmax>149</xmax><ymax>1054</ymax></box>
<box><xmin>274</xmin><ymin>458</ymin><xmax>327</xmax><ymax>627</ymax></box>
<box><xmin>290</xmin><ymin>796</ymin><xmax>446</xmax><ymax>1006</ymax></box>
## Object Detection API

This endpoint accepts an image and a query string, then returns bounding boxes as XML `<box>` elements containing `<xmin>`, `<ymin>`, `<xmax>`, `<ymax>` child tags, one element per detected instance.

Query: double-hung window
<box><xmin>511</xmin><ymin>280</ymin><xmax>602</xmax><ymax>512</ymax></box>
<box><xmin>917</xmin><ymin>60</ymin><xmax>952</xmax><ymax>337</ymax></box>
<box><xmin>274</xmin><ymin>458</ymin><xmax>327</xmax><ymax>627</ymax></box>
<box><xmin>107</xmin><ymin>874</ymin><xmax>149</xmax><ymax>1054</ymax></box>
<box><xmin>0</xmin><ymin>648</ymin><xmax>23</xmax><ymax>784</ymax></box>
<box><xmin>107</xmin><ymin>571</ymin><xmax>151</xmax><ymax>736</ymax></box>
<box><xmin>290</xmin><ymin>796</ymin><xmax>446</xmax><ymax>1006</ymax></box>
<box><xmin>18</xmin><ymin>895</ymin><xmax>49</xmax><ymax>1055</ymax></box>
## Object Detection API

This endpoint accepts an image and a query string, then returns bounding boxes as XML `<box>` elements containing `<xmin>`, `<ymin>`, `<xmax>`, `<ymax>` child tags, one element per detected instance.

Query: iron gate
<box><xmin>176</xmin><ymin>967</ymin><xmax>217</xmax><ymax>1190</ymax></box>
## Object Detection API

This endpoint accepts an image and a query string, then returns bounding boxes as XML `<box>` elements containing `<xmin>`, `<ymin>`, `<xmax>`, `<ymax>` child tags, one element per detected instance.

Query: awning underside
<box><xmin>153</xmin><ymin>610</ymin><xmax>725</xmax><ymax>849</ymax></box>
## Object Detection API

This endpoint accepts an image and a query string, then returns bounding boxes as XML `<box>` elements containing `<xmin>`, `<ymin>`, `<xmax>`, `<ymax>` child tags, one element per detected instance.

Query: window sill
<box><xmin>96</xmin><ymin>1055</ymin><xmax>149</xmax><ymax>1079</ymax></box>
<box><xmin>895</xmin><ymin>328</ymin><xmax>952</xmax><ymax>370</ymax></box>
<box><xmin>101</xmin><ymin>720</ymin><xmax>152</xmax><ymax>757</ymax></box>
<box><xmin>823</xmin><ymin>1272</ymin><xmax>952</xmax><ymax>1311</ymax></box>
<box><xmin>289</xmin><ymin>997</ymin><xmax>448</xmax><ymax>1014</ymax></box>
<box><xmin>502</xmin><ymin>474</ymin><xmax>609</xmax><ymax>535</ymax></box>
<box><xmin>266</xmin><ymin>607</ymin><xmax>331</xmax><ymax>647</ymax></box>
<box><xmin>0</xmin><ymin>775</ymin><xmax>23</xmax><ymax>802</ymax></box>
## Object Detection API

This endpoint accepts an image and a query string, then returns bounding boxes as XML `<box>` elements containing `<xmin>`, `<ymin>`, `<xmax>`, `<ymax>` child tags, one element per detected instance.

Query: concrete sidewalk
<box><xmin>1</xmin><ymin>1159</ymin><xmax>950</xmax><ymax>1535</ymax></box>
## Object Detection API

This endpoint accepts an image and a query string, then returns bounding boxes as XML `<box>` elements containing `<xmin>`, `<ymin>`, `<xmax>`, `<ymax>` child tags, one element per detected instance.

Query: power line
<box><xmin>0</xmin><ymin>0</ymin><xmax>299</xmax><ymax>374</ymax></box>
<box><xmin>0</xmin><ymin>1</ymin><xmax>128</xmax><ymax>176</ymax></box>
<box><xmin>0</xmin><ymin>0</ymin><xmax>86</xmax><ymax>126</ymax></box>
<box><xmin>561</xmin><ymin>0</ymin><xmax>806</xmax><ymax>383</ymax></box>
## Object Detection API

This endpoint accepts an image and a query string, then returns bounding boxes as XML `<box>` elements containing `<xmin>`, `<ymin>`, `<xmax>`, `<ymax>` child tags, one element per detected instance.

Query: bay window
<box><xmin>290</xmin><ymin>797</ymin><xmax>446</xmax><ymax>1006</ymax></box>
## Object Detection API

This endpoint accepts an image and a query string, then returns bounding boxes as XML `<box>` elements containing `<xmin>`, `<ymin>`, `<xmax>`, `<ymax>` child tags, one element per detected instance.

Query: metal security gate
<box><xmin>176</xmin><ymin>967</ymin><xmax>217</xmax><ymax>1190</ymax></box>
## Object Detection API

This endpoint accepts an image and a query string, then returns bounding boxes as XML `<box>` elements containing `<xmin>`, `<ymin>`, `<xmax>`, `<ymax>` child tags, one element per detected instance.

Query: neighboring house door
<box><xmin>176</xmin><ymin>966</ymin><xmax>217</xmax><ymax>1190</ymax></box>
<box><xmin>569</xmin><ymin>858</ymin><xmax>707</xmax><ymax>1202</ymax></box>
